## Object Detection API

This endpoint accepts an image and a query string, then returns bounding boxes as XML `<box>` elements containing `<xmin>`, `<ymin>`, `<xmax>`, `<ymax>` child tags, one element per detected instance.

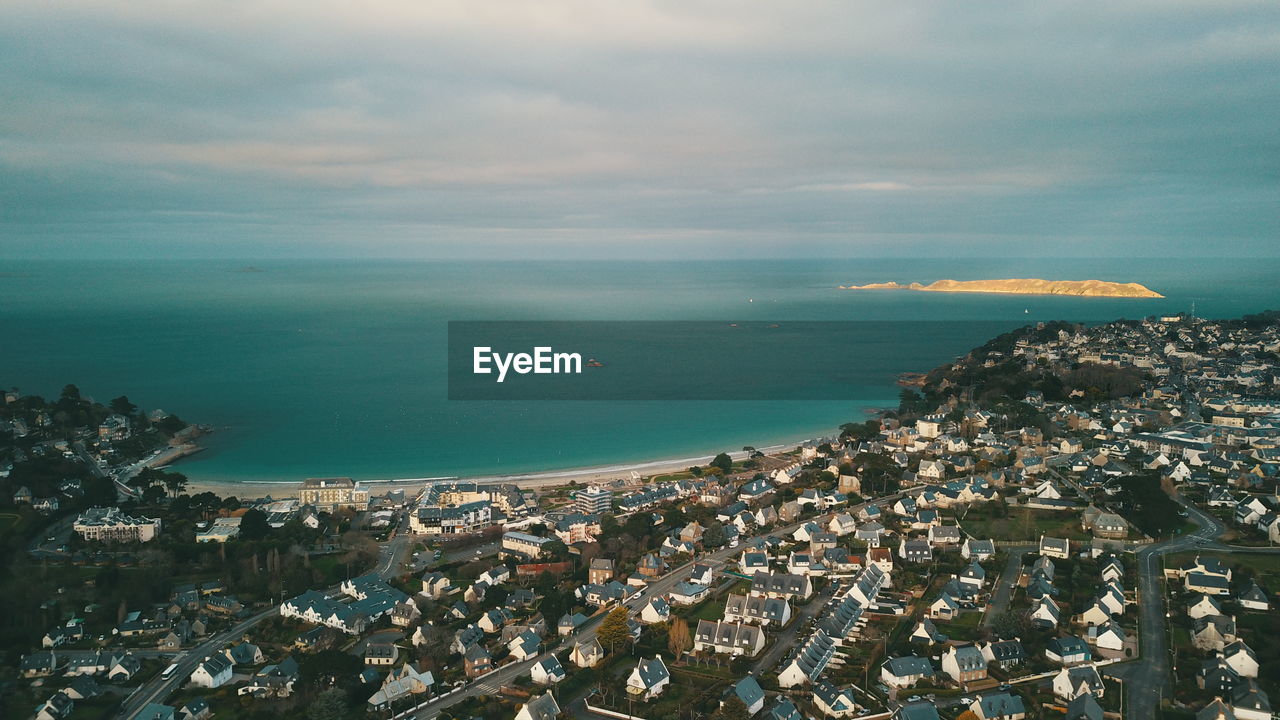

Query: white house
<box><xmin>530</xmin><ymin>655</ymin><xmax>566</xmax><ymax>685</ymax></box>
<box><xmin>627</xmin><ymin>656</ymin><xmax>671</xmax><ymax>700</ymax></box>
<box><xmin>190</xmin><ymin>655</ymin><xmax>232</xmax><ymax>689</ymax></box>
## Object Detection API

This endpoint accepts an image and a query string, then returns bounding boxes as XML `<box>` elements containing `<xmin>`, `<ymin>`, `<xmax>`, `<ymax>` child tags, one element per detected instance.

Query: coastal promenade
<box><xmin>180</xmin><ymin>442</ymin><xmax>802</xmax><ymax>500</ymax></box>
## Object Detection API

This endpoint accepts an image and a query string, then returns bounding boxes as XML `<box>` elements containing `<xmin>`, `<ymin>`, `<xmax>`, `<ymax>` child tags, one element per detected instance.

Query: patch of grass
<box><xmin>935</xmin><ymin>611</ymin><xmax>984</xmax><ymax>641</ymax></box>
<box><xmin>959</xmin><ymin>507</ymin><xmax>1090</xmax><ymax>542</ymax></box>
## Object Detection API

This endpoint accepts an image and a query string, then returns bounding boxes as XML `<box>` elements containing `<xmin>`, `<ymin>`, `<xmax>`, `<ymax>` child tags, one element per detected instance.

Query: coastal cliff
<box><xmin>838</xmin><ymin>278</ymin><xmax>1163</xmax><ymax>298</ymax></box>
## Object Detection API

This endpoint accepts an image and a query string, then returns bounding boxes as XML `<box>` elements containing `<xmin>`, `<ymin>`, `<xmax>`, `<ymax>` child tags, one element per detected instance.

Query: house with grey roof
<box><xmin>627</xmin><ymin>656</ymin><xmax>670</xmax><ymax>699</ymax></box>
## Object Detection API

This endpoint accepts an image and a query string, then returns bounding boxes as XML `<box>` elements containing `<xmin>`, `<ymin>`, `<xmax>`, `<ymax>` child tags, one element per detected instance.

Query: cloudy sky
<box><xmin>1</xmin><ymin>1</ymin><xmax>1277</xmax><ymax>259</ymax></box>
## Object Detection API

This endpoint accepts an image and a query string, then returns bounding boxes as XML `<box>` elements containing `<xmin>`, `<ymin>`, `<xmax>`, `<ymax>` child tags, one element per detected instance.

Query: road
<box><xmin>980</xmin><ymin>546</ymin><xmax>1032</xmax><ymax>629</ymax></box>
<box><xmin>1105</xmin><ymin>495</ymin><xmax>1224</xmax><ymax>720</ymax></box>
<box><xmin>748</xmin><ymin>580</ymin><xmax>838</xmax><ymax>677</ymax></box>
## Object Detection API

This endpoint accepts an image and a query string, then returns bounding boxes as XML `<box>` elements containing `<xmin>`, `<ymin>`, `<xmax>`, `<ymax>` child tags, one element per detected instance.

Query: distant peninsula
<box><xmin>838</xmin><ymin>278</ymin><xmax>1164</xmax><ymax>298</ymax></box>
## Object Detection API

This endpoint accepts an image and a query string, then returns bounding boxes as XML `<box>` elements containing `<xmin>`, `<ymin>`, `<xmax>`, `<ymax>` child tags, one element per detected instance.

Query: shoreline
<box><xmin>179</xmin><ymin>438</ymin><xmax>829</xmax><ymax>500</ymax></box>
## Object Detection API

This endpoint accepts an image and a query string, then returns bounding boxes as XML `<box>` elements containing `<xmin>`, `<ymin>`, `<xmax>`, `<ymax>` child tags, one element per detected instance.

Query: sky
<box><xmin>1</xmin><ymin>1</ymin><xmax>1277</xmax><ymax>259</ymax></box>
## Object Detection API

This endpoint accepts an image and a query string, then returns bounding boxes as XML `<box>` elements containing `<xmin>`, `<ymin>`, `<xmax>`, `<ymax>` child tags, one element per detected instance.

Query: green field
<box><xmin>959</xmin><ymin>507</ymin><xmax>1090</xmax><ymax>542</ymax></box>
<box><xmin>0</xmin><ymin>512</ymin><xmax>23</xmax><ymax>533</ymax></box>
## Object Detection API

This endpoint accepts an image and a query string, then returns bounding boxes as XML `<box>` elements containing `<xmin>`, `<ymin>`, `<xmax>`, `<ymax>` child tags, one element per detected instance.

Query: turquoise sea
<box><xmin>1</xmin><ymin>257</ymin><xmax>1277</xmax><ymax>484</ymax></box>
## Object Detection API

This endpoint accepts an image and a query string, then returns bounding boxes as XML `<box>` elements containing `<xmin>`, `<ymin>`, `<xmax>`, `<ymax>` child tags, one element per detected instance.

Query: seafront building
<box><xmin>575</xmin><ymin>485</ymin><xmax>613</xmax><ymax>514</ymax></box>
<box><xmin>296</xmin><ymin>477</ymin><xmax>369</xmax><ymax>512</ymax></box>
<box><xmin>407</xmin><ymin>481</ymin><xmax>535</xmax><ymax>535</ymax></box>
<box><xmin>73</xmin><ymin>507</ymin><xmax>161</xmax><ymax>543</ymax></box>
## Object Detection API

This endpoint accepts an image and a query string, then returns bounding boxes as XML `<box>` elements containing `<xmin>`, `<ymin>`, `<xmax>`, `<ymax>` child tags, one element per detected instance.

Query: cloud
<box><xmin>0</xmin><ymin>1</ymin><xmax>1277</xmax><ymax>257</ymax></box>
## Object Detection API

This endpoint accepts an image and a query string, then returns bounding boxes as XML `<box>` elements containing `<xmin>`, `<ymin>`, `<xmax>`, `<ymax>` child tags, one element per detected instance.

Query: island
<box><xmin>838</xmin><ymin>278</ymin><xmax>1164</xmax><ymax>298</ymax></box>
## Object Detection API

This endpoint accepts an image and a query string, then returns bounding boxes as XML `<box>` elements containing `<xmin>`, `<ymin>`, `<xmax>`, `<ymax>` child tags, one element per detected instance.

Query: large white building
<box><xmin>73</xmin><ymin>507</ymin><xmax>161</xmax><ymax>543</ymax></box>
<box><xmin>296</xmin><ymin>477</ymin><xmax>369</xmax><ymax>511</ymax></box>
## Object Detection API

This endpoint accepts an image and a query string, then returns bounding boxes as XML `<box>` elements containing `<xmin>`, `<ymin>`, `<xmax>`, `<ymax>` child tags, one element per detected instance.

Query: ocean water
<box><xmin>1</xmin><ymin>257</ymin><xmax>1277</xmax><ymax>484</ymax></box>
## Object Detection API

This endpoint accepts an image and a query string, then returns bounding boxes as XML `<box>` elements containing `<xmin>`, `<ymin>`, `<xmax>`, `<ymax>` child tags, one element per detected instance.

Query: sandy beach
<box><xmin>180</xmin><ymin>441</ymin><xmax>807</xmax><ymax>500</ymax></box>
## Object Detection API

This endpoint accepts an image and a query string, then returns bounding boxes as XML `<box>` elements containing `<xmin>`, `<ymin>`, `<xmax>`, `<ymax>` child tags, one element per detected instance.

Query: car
<box><xmin>998</xmin><ymin>684</ymin><xmax>1011</xmax><ymax>691</ymax></box>
<box><xmin>959</xmin><ymin>697</ymin><xmax>972</xmax><ymax>704</ymax></box>
<box><xmin>908</xmin><ymin>696</ymin><xmax>921</xmax><ymax>702</ymax></box>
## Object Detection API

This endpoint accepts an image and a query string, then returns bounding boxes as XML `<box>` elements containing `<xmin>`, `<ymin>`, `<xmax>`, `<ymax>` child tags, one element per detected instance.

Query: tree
<box><xmin>109</xmin><ymin>395</ymin><xmax>138</xmax><ymax>416</ymax></box>
<box><xmin>60</xmin><ymin>384</ymin><xmax>81</xmax><ymax>402</ymax></box>
<box><xmin>667</xmin><ymin>617</ymin><xmax>691</xmax><ymax>657</ymax></box>
<box><xmin>597</xmin><ymin>606</ymin><xmax>631</xmax><ymax>654</ymax></box>
<box><xmin>702</xmin><ymin>521</ymin><xmax>726</xmax><ymax>548</ymax></box>
<box><xmin>713</xmin><ymin>697</ymin><xmax>750</xmax><ymax>720</ymax></box>
<box><xmin>711</xmin><ymin>453</ymin><xmax>733</xmax><ymax>474</ymax></box>
<box><xmin>238</xmin><ymin>508</ymin><xmax>270</xmax><ymax>540</ymax></box>
<box><xmin>306</xmin><ymin>687</ymin><xmax>349</xmax><ymax>720</ymax></box>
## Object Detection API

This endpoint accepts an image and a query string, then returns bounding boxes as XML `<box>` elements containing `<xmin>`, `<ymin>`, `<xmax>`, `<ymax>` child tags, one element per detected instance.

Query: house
<box><xmin>239</xmin><ymin>656</ymin><xmax>301</xmax><ymax>699</ymax></box>
<box><xmin>420</xmin><ymin>572</ymin><xmax>452</xmax><ymax>599</ymax></box>
<box><xmin>769</xmin><ymin>698</ymin><xmax>807</xmax><ymax>720</ymax></box>
<box><xmin>869</xmin><ymin>547</ymin><xmax>894</xmax><ymax>574</ymax></box>
<box><xmin>689</xmin><ymin>562</ymin><xmax>717</xmax><ymax>586</ymax></box>
<box><xmin>1039</xmin><ymin>536</ymin><xmax>1071</xmax><ymax>559</ymax></box>
<box><xmin>1045</xmin><ymin>636</ymin><xmax>1091</xmax><ymax>665</ymax></box>
<box><xmin>958</xmin><ymin>561</ymin><xmax>986</xmax><ymax>589</ymax></box>
<box><xmin>190</xmin><ymin>655</ymin><xmax>233</xmax><ymax>688</ymax></box>
<box><xmin>724</xmin><ymin>593</ymin><xmax>791</xmax><ymax>627</ymax></box>
<box><xmin>980</xmin><ymin>640</ymin><xmax>1026</xmax><ymax>669</ymax></box>
<box><xmin>929</xmin><ymin>593</ymin><xmax>959</xmax><ymax>621</ymax></box>
<box><xmin>910</xmin><ymin>618</ymin><xmax>947</xmax><ymax>644</ymax></box>
<box><xmin>855</xmin><ymin>522</ymin><xmax>886</xmax><ymax>547</ymax></box>
<box><xmin>571</xmin><ymin>638</ymin><xmax>604</xmax><ymax>668</ymax></box>
<box><xmin>479</xmin><ymin>608</ymin><xmax>514</xmax><ymax>633</ymax></box>
<box><xmin>588</xmin><ymin>558</ymin><xmax>615</xmax><ymax>585</ymax></box>
<box><xmin>1223</xmin><ymin>640</ymin><xmax>1259</xmax><ymax>678</ymax></box>
<box><xmin>35</xmin><ymin>691</ymin><xmax>74</xmax><ymax>720</ymax></box>
<box><xmin>1188</xmin><ymin>572</ymin><xmax>1232</xmax><ymax>596</ymax></box>
<box><xmin>366</xmin><ymin>663</ymin><xmax>434</xmax><ymax>709</ymax></box>
<box><xmin>729</xmin><ymin>675</ymin><xmax>766</xmax><ymax>716</ymax></box>
<box><xmin>963</xmin><ymin>538</ymin><xmax>996</xmax><ymax>561</ymax></box>
<box><xmin>1053</xmin><ymin>664</ymin><xmax>1104</xmax><ymax>700</ymax></box>
<box><xmin>881</xmin><ymin>655</ymin><xmax>934</xmax><ymax>688</ymax></box>
<box><xmin>508</xmin><ymin>630</ymin><xmax>542</xmax><ymax>661</ymax></box>
<box><xmin>941</xmin><ymin>644</ymin><xmax>988</xmax><ymax>685</ymax></box>
<box><xmin>638</xmin><ymin>553</ymin><xmax>667</xmax><ymax>577</ymax></box>
<box><xmin>899</xmin><ymin>540</ymin><xmax>932</xmax><ymax>563</ymax></box>
<box><xmin>896</xmin><ymin>703</ymin><xmax>942</xmax><ymax>720</ymax></box>
<box><xmin>463</xmin><ymin>644</ymin><xmax>493</xmax><ymax>678</ymax></box>
<box><xmin>1238</xmin><ymin>582</ymin><xmax>1269</xmax><ymax>611</ymax></box>
<box><xmin>1086</xmin><ymin>621</ymin><xmax>1126</xmax><ymax>651</ymax></box>
<box><xmin>1188</xmin><ymin>594</ymin><xmax>1224</xmax><ymax>619</ymax></box>
<box><xmin>1193</xmin><ymin>615</ymin><xmax>1238</xmax><ymax>651</ymax></box>
<box><xmin>750</xmin><ymin>571</ymin><xmax>813</xmax><ymax>601</ymax></box>
<box><xmin>970</xmin><ymin>692</ymin><xmax>1026</xmax><ymax>720</ymax></box>
<box><xmin>928</xmin><ymin>525</ymin><xmax>962</xmax><ymax>546</ymax></box>
<box><xmin>179</xmin><ymin>698</ymin><xmax>212</xmax><ymax>720</ymax></box>
<box><xmin>640</xmin><ymin>596</ymin><xmax>671</xmax><ymax>624</ymax></box>
<box><xmin>225</xmin><ymin>642</ymin><xmax>264</xmax><ymax>666</ymax></box>
<box><xmin>136</xmin><ymin>705</ymin><xmax>177</xmax><ymax>720</ymax></box>
<box><xmin>1231</xmin><ymin>678</ymin><xmax>1272</xmax><ymax>720</ymax></box>
<box><xmin>694</xmin><ymin>620</ymin><xmax>766</xmax><ymax>656</ymax></box>
<box><xmin>514</xmin><ymin>692</ymin><xmax>561</xmax><ymax>720</ymax></box>
<box><xmin>627</xmin><ymin>656</ymin><xmax>671</xmax><ymax>699</ymax></box>
<box><xmin>813</xmin><ymin>681</ymin><xmax>859</xmax><ymax>717</ymax></box>
<box><xmin>740</xmin><ymin>551</ymin><xmax>771</xmax><ymax>575</ymax></box>
<box><xmin>670</xmin><ymin>582</ymin><xmax>711</xmax><ymax>606</ymax></box>
<box><xmin>1199</xmin><ymin>657</ymin><xmax>1241</xmax><ymax>693</ymax></box>
<box><xmin>1077</xmin><ymin>600</ymin><xmax>1113</xmax><ymax>627</ymax></box>
<box><xmin>365</xmin><ymin>642</ymin><xmax>399</xmax><ymax>666</ymax></box>
<box><xmin>558</xmin><ymin>612</ymin><xmax>589</xmax><ymax>636</ymax></box>
<box><xmin>829</xmin><ymin>513</ymin><xmax>858</xmax><ymax>537</ymax></box>
<box><xmin>1197</xmin><ymin>699</ymin><xmax>1236</xmax><ymax>720</ymax></box>
<box><xmin>530</xmin><ymin>655</ymin><xmax>566</xmax><ymax>685</ymax></box>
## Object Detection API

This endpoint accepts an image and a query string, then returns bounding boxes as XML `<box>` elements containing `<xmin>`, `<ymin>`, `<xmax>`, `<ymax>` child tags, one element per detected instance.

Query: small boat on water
<box><xmin>586</xmin><ymin>358</ymin><xmax>604</xmax><ymax>367</ymax></box>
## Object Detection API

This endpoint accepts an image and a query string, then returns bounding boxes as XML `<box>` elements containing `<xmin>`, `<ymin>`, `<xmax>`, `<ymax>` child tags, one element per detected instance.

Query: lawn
<box><xmin>958</xmin><ymin>507</ymin><xmax>1090</xmax><ymax>542</ymax></box>
<box><xmin>0</xmin><ymin>512</ymin><xmax>22</xmax><ymax>533</ymax></box>
<box><xmin>935</xmin><ymin>611</ymin><xmax>984</xmax><ymax>641</ymax></box>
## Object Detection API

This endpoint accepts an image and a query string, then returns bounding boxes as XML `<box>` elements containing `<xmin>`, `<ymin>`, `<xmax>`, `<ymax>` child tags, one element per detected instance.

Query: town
<box><xmin>4</xmin><ymin>310</ymin><xmax>1280</xmax><ymax>720</ymax></box>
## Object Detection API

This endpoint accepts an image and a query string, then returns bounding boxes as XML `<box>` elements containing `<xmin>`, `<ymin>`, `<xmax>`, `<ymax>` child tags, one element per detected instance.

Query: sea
<box><xmin>1</xmin><ymin>257</ymin><xmax>1277</xmax><ymax>486</ymax></box>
